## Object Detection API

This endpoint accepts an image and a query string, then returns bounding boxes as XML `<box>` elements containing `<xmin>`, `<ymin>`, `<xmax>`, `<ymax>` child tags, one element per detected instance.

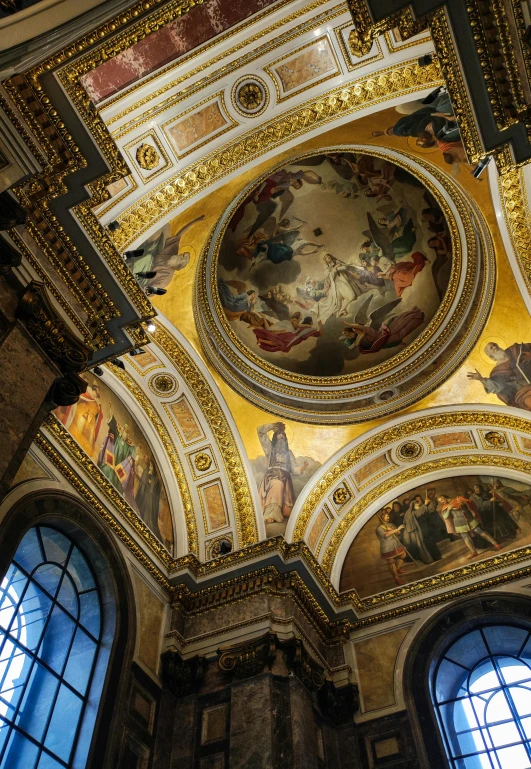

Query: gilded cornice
<box><xmin>498</xmin><ymin>167</ymin><xmax>531</xmax><ymax>299</ymax></box>
<box><xmin>110</xmin><ymin>58</ymin><xmax>442</xmax><ymax>250</ymax></box>
<box><xmin>152</xmin><ymin>322</ymin><xmax>259</xmax><ymax>547</ymax></box>
<box><xmin>347</xmin><ymin>0</ymin><xmax>531</xmax><ymax>167</ymax></box>
<box><xmin>29</xmin><ymin>423</ymin><xmax>531</xmax><ymax>631</ymax></box>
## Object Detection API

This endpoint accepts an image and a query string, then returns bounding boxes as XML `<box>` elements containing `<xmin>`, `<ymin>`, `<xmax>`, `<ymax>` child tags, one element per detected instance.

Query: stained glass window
<box><xmin>0</xmin><ymin>526</ymin><xmax>103</xmax><ymax>769</ymax></box>
<box><xmin>433</xmin><ymin>625</ymin><xmax>531</xmax><ymax>769</ymax></box>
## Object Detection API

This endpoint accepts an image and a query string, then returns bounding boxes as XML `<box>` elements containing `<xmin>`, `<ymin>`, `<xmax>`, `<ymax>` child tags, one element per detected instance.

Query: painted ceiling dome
<box><xmin>196</xmin><ymin>146</ymin><xmax>494</xmax><ymax>423</ymax></box>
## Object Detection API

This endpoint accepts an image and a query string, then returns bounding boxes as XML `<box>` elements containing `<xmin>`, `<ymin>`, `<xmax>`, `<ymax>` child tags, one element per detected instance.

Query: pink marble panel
<box><xmin>82</xmin><ymin>0</ymin><xmax>280</xmax><ymax>104</ymax></box>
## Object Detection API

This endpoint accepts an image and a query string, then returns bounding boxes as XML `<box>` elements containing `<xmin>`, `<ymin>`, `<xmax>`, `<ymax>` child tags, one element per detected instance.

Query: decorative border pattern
<box><xmin>110</xmin><ymin>58</ymin><xmax>443</xmax><ymax>249</ymax></box>
<box><xmin>152</xmin><ymin>322</ymin><xmax>259</xmax><ymax>547</ymax></box>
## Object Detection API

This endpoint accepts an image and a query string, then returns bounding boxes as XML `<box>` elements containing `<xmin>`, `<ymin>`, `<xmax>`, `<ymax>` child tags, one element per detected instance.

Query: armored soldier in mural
<box><xmin>376</xmin><ymin>510</ymin><xmax>407</xmax><ymax>586</ymax></box>
<box><xmin>438</xmin><ymin>495</ymin><xmax>501</xmax><ymax>559</ymax></box>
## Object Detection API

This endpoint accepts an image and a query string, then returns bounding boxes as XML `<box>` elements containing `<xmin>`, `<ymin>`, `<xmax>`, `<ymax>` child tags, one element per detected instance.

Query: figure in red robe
<box><xmin>379</xmin><ymin>251</ymin><xmax>428</xmax><ymax>297</ymax></box>
<box><xmin>253</xmin><ymin>315</ymin><xmax>323</xmax><ymax>353</ymax></box>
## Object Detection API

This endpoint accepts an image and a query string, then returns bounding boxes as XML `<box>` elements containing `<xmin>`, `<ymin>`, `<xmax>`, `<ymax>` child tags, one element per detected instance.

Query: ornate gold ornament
<box><xmin>206</xmin><ymin>534</ymin><xmax>233</xmax><ymax>560</ymax></box>
<box><xmin>152</xmin><ymin>323</ymin><xmax>258</xmax><ymax>547</ymax></box>
<box><xmin>111</xmin><ymin>59</ymin><xmax>442</xmax><ymax>248</ymax></box>
<box><xmin>136</xmin><ymin>143</ymin><xmax>160</xmax><ymax>170</ymax></box>
<box><xmin>483</xmin><ymin>431</ymin><xmax>508</xmax><ymax>448</ymax></box>
<box><xmin>194</xmin><ymin>452</ymin><xmax>212</xmax><ymax>472</ymax></box>
<box><xmin>150</xmin><ymin>373</ymin><xmax>178</xmax><ymax>396</ymax></box>
<box><xmin>231</xmin><ymin>76</ymin><xmax>269</xmax><ymax>117</ymax></box>
<box><xmin>396</xmin><ymin>440</ymin><xmax>424</xmax><ymax>461</ymax></box>
<box><xmin>332</xmin><ymin>485</ymin><xmax>351</xmax><ymax>507</ymax></box>
<box><xmin>237</xmin><ymin>81</ymin><xmax>263</xmax><ymax>110</ymax></box>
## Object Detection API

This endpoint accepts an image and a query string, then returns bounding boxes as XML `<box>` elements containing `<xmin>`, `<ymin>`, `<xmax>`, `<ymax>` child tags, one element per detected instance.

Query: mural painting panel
<box><xmin>168</xmin><ymin>396</ymin><xmax>204</xmax><ymax>444</ymax></box>
<box><xmin>340</xmin><ymin>474</ymin><xmax>531</xmax><ymax>598</ymax></box>
<box><xmin>54</xmin><ymin>372</ymin><xmax>174</xmax><ymax>554</ymax></box>
<box><xmin>250</xmin><ymin>422</ymin><xmax>321</xmax><ymax>538</ymax></box>
<box><xmin>217</xmin><ymin>151</ymin><xmax>452</xmax><ymax>378</ymax></box>
<box><xmin>201</xmin><ymin>482</ymin><xmax>228</xmax><ymax>533</ymax></box>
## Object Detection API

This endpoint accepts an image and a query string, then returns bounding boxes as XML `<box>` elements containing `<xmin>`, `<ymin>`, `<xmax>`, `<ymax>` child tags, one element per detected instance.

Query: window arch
<box><xmin>433</xmin><ymin>624</ymin><xmax>531</xmax><ymax>769</ymax></box>
<box><xmin>0</xmin><ymin>525</ymin><xmax>106</xmax><ymax>769</ymax></box>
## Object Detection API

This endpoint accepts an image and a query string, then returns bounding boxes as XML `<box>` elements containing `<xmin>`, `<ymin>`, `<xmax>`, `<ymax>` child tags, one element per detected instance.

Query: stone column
<box><xmin>153</xmin><ymin>636</ymin><xmax>360</xmax><ymax>769</ymax></box>
<box><xmin>0</xmin><ymin>273</ymin><xmax>89</xmax><ymax>495</ymax></box>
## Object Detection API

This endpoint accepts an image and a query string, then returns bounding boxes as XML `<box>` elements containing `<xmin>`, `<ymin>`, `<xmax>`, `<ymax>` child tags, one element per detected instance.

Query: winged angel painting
<box><xmin>217</xmin><ymin>152</ymin><xmax>453</xmax><ymax>377</ymax></box>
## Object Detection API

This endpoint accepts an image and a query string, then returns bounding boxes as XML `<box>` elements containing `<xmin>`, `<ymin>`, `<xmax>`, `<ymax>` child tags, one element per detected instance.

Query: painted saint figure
<box><xmin>438</xmin><ymin>495</ymin><xmax>501</xmax><ymax>558</ymax></box>
<box><xmin>257</xmin><ymin>422</ymin><xmax>309</xmax><ymax>536</ymax></box>
<box><xmin>98</xmin><ymin>407</ymin><xmax>137</xmax><ymax>510</ymax></box>
<box><xmin>316</xmin><ymin>253</ymin><xmax>375</xmax><ymax>321</ymax></box>
<box><xmin>129</xmin><ymin>214</ymin><xmax>205</xmax><ymax>290</ymax></box>
<box><xmin>56</xmin><ymin>381</ymin><xmax>103</xmax><ymax>457</ymax></box>
<box><xmin>467</xmin><ymin>342</ymin><xmax>531</xmax><ymax>412</ymax></box>
<box><xmin>341</xmin><ymin>307</ymin><xmax>425</xmax><ymax>354</ymax></box>
<box><xmin>401</xmin><ymin>499</ymin><xmax>435</xmax><ymax>564</ymax></box>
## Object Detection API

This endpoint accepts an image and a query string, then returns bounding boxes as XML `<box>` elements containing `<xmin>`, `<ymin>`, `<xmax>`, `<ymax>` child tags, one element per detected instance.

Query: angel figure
<box><xmin>252</xmin><ymin>218</ymin><xmax>322</xmax><ymax>267</ymax></box>
<box><xmin>231</xmin><ymin>169</ymin><xmax>321</xmax><ymax>236</ymax></box>
<box><xmin>295</xmin><ymin>277</ymin><xmax>327</xmax><ymax>308</ymax></box>
<box><xmin>340</xmin><ymin>299</ymin><xmax>424</xmax><ymax>355</ymax></box>
<box><xmin>366</xmin><ymin>212</ymin><xmax>417</xmax><ymax>262</ymax></box>
<box><xmin>377</xmin><ymin>251</ymin><xmax>429</xmax><ymax>298</ymax></box>
<box><xmin>363</xmin><ymin>162</ymin><xmax>396</xmax><ymax>200</ymax></box>
<box><xmin>218</xmin><ymin>278</ymin><xmax>270</xmax><ymax>328</ymax></box>
<box><xmin>376</xmin><ymin>201</ymin><xmax>409</xmax><ymax>238</ymax></box>
<box><xmin>253</xmin><ymin>312</ymin><xmax>324</xmax><ymax>353</ymax></box>
<box><xmin>130</xmin><ymin>215</ymin><xmax>205</xmax><ymax>289</ymax></box>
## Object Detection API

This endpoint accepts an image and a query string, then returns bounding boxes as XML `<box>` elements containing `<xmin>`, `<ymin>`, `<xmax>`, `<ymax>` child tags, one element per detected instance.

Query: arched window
<box><xmin>0</xmin><ymin>525</ymin><xmax>104</xmax><ymax>769</ymax></box>
<box><xmin>433</xmin><ymin>624</ymin><xmax>531</xmax><ymax>769</ymax></box>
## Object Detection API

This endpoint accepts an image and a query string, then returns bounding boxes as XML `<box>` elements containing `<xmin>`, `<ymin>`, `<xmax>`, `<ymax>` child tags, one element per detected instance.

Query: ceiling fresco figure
<box><xmin>252</xmin><ymin>422</ymin><xmax>321</xmax><ymax>537</ymax></box>
<box><xmin>216</xmin><ymin>150</ymin><xmax>453</xmax><ymax>378</ymax></box>
<box><xmin>127</xmin><ymin>214</ymin><xmax>205</xmax><ymax>291</ymax></box>
<box><xmin>468</xmin><ymin>341</ymin><xmax>531</xmax><ymax>412</ymax></box>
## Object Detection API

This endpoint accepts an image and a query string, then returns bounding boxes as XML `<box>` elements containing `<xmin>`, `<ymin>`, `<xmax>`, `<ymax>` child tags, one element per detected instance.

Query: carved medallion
<box><xmin>150</xmin><ymin>373</ymin><xmax>178</xmax><ymax>397</ymax></box>
<box><xmin>136</xmin><ymin>143</ymin><xmax>160</xmax><ymax>170</ymax></box>
<box><xmin>332</xmin><ymin>484</ymin><xmax>350</xmax><ymax>507</ymax></box>
<box><xmin>232</xmin><ymin>76</ymin><xmax>269</xmax><ymax>117</ymax></box>
<box><xmin>484</xmin><ymin>430</ymin><xmax>507</xmax><ymax>448</ymax></box>
<box><xmin>194</xmin><ymin>452</ymin><xmax>212</xmax><ymax>472</ymax></box>
<box><xmin>396</xmin><ymin>440</ymin><xmax>423</xmax><ymax>461</ymax></box>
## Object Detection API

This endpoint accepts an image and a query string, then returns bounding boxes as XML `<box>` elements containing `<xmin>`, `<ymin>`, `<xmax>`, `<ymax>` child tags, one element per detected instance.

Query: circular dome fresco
<box><xmin>195</xmin><ymin>146</ymin><xmax>494</xmax><ymax>423</ymax></box>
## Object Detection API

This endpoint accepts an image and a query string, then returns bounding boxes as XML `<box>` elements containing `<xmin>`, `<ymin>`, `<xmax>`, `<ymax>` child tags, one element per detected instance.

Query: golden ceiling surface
<box><xmin>7</xmin><ymin>0</ymin><xmax>531</xmax><ymax>623</ymax></box>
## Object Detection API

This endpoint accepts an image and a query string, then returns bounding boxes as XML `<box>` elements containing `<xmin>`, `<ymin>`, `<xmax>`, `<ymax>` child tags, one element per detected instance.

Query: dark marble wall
<box><xmin>149</xmin><ymin>657</ymin><xmax>427</xmax><ymax>769</ymax></box>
